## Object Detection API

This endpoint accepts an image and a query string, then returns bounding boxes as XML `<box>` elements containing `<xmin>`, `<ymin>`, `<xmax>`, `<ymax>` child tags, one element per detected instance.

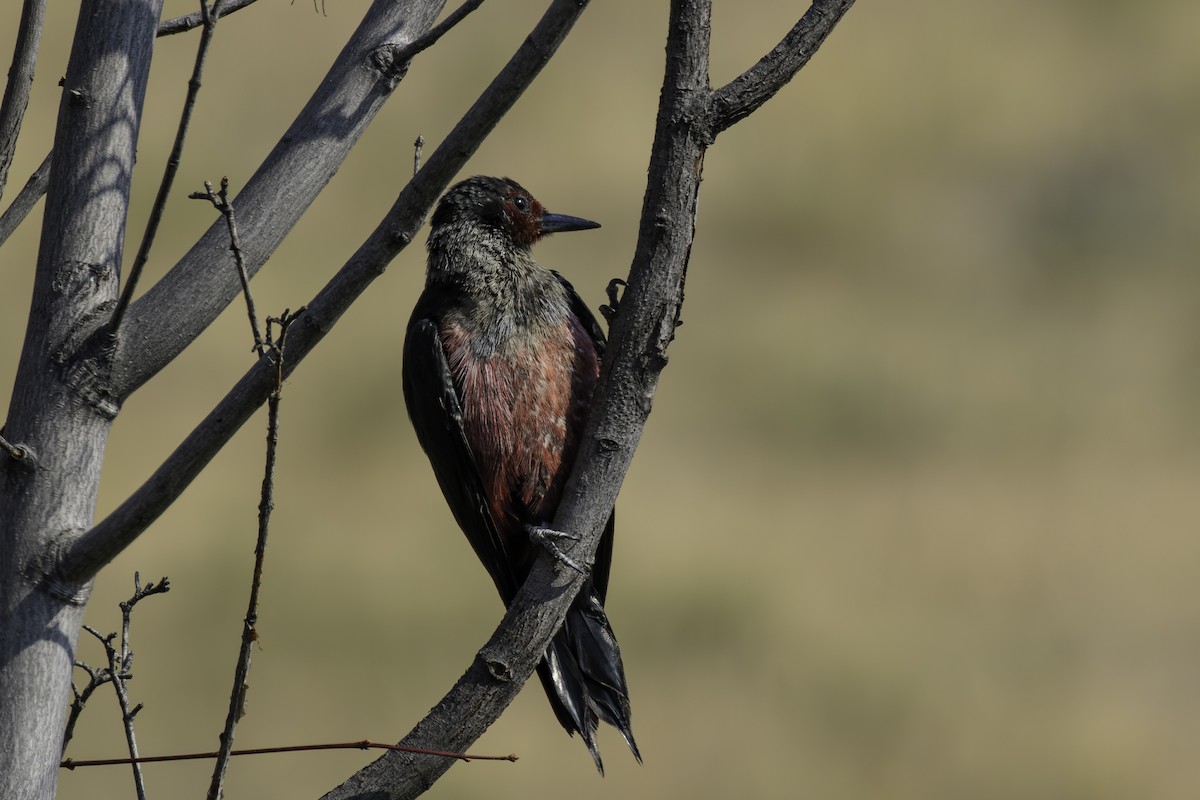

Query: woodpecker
<box><xmin>402</xmin><ymin>176</ymin><xmax>638</xmax><ymax>772</ymax></box>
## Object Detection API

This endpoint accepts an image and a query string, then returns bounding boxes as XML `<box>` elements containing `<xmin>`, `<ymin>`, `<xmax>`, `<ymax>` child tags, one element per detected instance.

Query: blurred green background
<box><xmin>4</xmin><ymin>1</ymin><xmax>1200</xmax><ymax>798</ymax></box>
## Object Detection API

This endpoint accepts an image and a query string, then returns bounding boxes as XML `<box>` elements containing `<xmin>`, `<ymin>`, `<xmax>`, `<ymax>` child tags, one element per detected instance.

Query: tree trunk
<box><xmin>0</xmin><ymin>2</ymin><xmax>163</xmax><ymax>798</ymax></box>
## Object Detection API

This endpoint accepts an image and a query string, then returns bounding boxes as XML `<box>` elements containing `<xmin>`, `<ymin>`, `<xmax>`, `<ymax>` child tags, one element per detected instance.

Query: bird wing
<box><xmin>554</xmin><ymin>270</ymin><xmax>607</xmax><ymax>357</ymax></box>
<box><xmin>402</xmin><ymin>302</ymin><xmax>521</xmax><ymax>601</ymax></box>
<box><xmin>552</xmin><ymin>271</ymin><xmax>617</xmax><ymax>603</ymax></box>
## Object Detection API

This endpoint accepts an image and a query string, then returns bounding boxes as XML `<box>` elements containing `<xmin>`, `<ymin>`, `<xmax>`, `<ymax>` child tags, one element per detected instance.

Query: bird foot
<box><xmin>599</xmin><ymin>278</ymin><xmax>627</xmax><ymax>326</ymax></box>
<box><xmin>526</xmin><ymin>524</ymin><xmax>590</xmax><ymax>575</ymax></box>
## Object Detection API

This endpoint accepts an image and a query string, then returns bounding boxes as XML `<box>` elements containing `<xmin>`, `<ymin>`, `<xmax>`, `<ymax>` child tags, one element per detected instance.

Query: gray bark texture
<box><xmin>0</xmin><ymin>3</ymin><xmax>163</xmax><ymax>797</ymax></box>
<box><xmin>0</xmin><ymin>0</ymin><xmax>855</xmax><ymax>798</ymax></box>
<box><xmin>0</xmin><ymin>1</ymin><xmax>449</xmax><ymax>797</ymax></box>
<box><xmin>0</xmin><ymin>0</ymin><xmax>45</xmax><ymax>202</ymax></box>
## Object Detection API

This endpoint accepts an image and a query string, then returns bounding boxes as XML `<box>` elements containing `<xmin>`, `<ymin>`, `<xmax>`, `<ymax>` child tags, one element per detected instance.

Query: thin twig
<box><xmin>0</xmin><ymin>0</ymin><xmax>47</xmax><ymax>203</ymax></box>
<box><xmin>0</xmin><ymin>150</ymin><xmax>48</xmax><ymax>249</ymax></box>
<box><xmin>189</xmin><ymin>177</ymin><xmax>265</xmax><ymax>355</ymax></box>
<box><xmin>62</xmin><ymin>739</ymin><xmax>518</xmax><ymax>769</ymax></box>
<box><xmin>413</xmin><ymin>135</ymin><xmax>424</xmax><ymax>176</ymax></box>
<box><xmin>0</xmin><ymin>431</ymin><xmax>31</xmax><ymax>461</ymax></box>
<box><xmin>63</xmin><ymin>576</ymin><xmax>169</xmax><ymax>757</ymax></box>
<box><xmin>205</xmin><ymin>311</ymin><xmax>292</xmax><ymax>800</ymax></box>
<box><xmin>292</xmin><ymin>0</ymin><xmax>328</xmax><ymax>18</ymax></box>
<box><xmin>116</xmin><ymin>575</ymin><xmax>168</xmax><ymax>800</ymax></box>
<box><xmin>109</xmin><ymin>670</ymin><xmax>147</xmax><ymax>800</ymax></box>
<box><xmin>397</xmin><ymin>0</ymin><xmax>484</xmax><ymax>63</ymax></box>
<box><xmin>63</xmin><ymin>662</ymin><xmax>112</xmax><ymax>756</ymax></box>
<box><xmin>106</xmin><ymin>633</ymin><xmax>143</xmax><ymax>795</ymax></box>
<box><xmin>76</xmin><ymin>575</ymin><xmax>171</xmax><ymax>800</ymax></box>
<box><xmin>364</xmin><ymin>0</ymin><xmax>485</xmax><ymax>93</ymax></box>
<box><xmin>110</xmin><ymin>0</ymin><xmax>228</xmax><ymax>335</ymax></box>
<box><xmin>264</xmin><ymin>308</ymin><xmax>302</xmax><ymax>386</ymax></box>
<box><xmin>0</xmin><ymin>1</ymin><xmax>258</xmax><ymax>247</ymax></box>
<box><xmin>158</xmin><ymin>0</ymin><xmax>257</xmax><ymax>36</ymax></box>
<box><xmin>119</xmin><ymin>573</ymin><xmax>172</xmax><ymax>656</ymax></box>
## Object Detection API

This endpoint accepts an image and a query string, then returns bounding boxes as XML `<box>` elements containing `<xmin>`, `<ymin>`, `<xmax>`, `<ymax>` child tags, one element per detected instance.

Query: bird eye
<box><xmin>512</xmin><ymin>195</ymin><xmax>529</xmax><ymax>212</ymax></box>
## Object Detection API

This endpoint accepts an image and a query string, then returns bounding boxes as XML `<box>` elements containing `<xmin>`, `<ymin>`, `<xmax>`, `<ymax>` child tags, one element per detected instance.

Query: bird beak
<box><xmin>540</xmin><ymin>212</ymin><xmax>601</xmax><ymax>235</ymax></box>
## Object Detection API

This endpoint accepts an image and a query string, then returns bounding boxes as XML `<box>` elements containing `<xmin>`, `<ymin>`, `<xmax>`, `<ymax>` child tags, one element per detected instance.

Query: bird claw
<box><xmin>599</xmin><ymin>278</ymin><xmax>627</xmax><ymax>325</ymax></box>
<box><xmin>526</xmin><ymin>525</ymin><xmax>590</xmax><ymax>575</ymax></box>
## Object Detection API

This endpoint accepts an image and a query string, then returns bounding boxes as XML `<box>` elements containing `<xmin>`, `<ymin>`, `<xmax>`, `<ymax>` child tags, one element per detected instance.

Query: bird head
<box><xmin>429</xmin><ymin>176</ymin><xmax>600</xmax><ymax>251</ymax></box>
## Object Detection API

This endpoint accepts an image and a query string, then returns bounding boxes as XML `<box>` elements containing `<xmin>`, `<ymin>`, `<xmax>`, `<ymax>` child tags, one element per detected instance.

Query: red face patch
<box><xmin>502</xmin><ymin>188</ymin><xmax>546</xmax><ymax>247</ymax></box>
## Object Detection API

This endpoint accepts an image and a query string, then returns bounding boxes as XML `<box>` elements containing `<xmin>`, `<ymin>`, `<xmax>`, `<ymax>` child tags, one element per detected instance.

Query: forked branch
<box><xmin>704</xmin><ymin>0</ymin><xmax>857</xmax><ymax>139</ymax></box>
<box><xmin>320</xmin><ymin>1</ymin><xmax>857</xmax><ymax>796</ymax></box>
<box><xmin>64</xmin><ymin>575</ymin><xmax>170</xmax><ymax>799</ymax></box>
<box><xmin>59</xmin><ymin>0</ymin><xmax>594</xmax><ymax>588</ymax></box>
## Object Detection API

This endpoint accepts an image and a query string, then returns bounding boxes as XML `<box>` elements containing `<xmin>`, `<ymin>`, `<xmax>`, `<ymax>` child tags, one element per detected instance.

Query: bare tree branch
<box><xmin>157</xmin><ymin>0</ymin><xmax>259</xmax><ymax>36</ymax></box>
<box><xmin>3</xmin><ymin>0</ymin><xmax>163</xmax><ymax>502</ymax></box>
<box><xmin>393</xmin><ymin>0</ymin><xmax>485</xmax><ymax>63</ymax></box>
<box><xmin>61</xmin><ymin>739</ymin><xmax>517</xmax><ymax>769</ymax></box>
<box><xmin>0</xmin><ymin>0</ymin><xmax>480</xmax><ymax>261</ymax></box>
<box><xmin>73</xmin><ymin>575</ymin><xmax>169</xmax><ymax>800</ymax></box>
<box><xmin>58</xmin><ymin>0</ymin><xmax>595</xmax><ymax>587</ymax></box>
<box><xmin>0</xmin><ymin>0</ymin><xmax>456</xmax><ymax>406</ymax></box>
<box><xmin>319</xmin><ymin>1</ymin><xmax>857</xmax><ymax>796</ymax></box>
<box><xmin>0</xmin><ymin>0</ymin><xmax>46</xmax><ymax>203</ymax></box>
<box><xmin>110</xmin><ymin>0</ymin><xmax>482</xmax><ymax>335</ymax></box>
<box><xmin>63</xmin><ymin>662</ymin><xmax>109</xmax><ymax>756</ymax></box>
<box><xmin>0</xmin><ymin>430</ymin><xmax>32</xmax><ymax>461</ymax></box>
<box><xmin>0</xmin><ymin>0</ymin><xmax>261</xmax><ymax>247</ymax></box>
<box><xmin>99</xmin><ymin>0</ymin><xmax>458</xmax><ymax>403</ymax></box>
<box><xmin>1</xmin><ymin>1</ymin><xmax>857</xmax><ymax>796</ymax></box>
<box><xmin>112</xmin><ymin>574</ymin><xmax>169</xmax><ymax>800</ymax></box>
<box><xmin>110</xmin><ymin>0</ymin><xmax>228</xmax><ymax>333</ymax></box>
<box><xmin>189</xmin><ymin>178</ymin><xmax>266</xmax><ymax>354</ymax></box>
<box><xmin>1</xmin><ymin>3</ymin><xmax>169</xmax><ymax>796</ymax></box>
<box><xmin>704</xmin><ymin>0</ymin><xmax>857</xmax><ymax>140</ymax></box>
<box><xmin>205</xmin><ymin>309</ymin><xmax>294</xmax><ymax>800</ymax></box>
<box><xmin>81</xmin><ymin>624</ymin><xmax>150</xmax><ymax>800</ymax></box>
<box><xmin>0</xmin><ymin>151</ymin><xmax>47</xmax><ymax>248</ymax></box>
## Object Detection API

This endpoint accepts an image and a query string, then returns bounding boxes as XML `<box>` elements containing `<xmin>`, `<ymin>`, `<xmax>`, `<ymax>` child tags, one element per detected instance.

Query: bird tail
<box><xmin>535</xmin><ymin>584</ymin><xmax>640</xmax><ymax>774</ymax></box>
